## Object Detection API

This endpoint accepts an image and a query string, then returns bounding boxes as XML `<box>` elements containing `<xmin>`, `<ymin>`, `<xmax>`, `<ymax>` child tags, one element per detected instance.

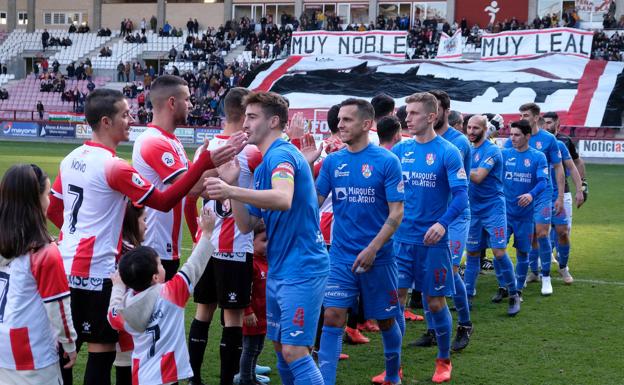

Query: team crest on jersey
<box><xmin>397</xmin><ymin>180</ymin><xmax>404</xmax><ymax>193</ymax></box>
<box><xmin>161</xmin><ymin>152</ymin><xmax>175</xmax><ymax>167</ymax></box>
<box><xmin>132</xmin><ymin>173</ymin><xmax>145</xmax><ymax>187</ymax></box>
<box><xmin>426</xmin><ymin>153</ymin><xmax>435</xmax><ymax>166</ymax></box>
<box><xmin>524</xmin><ymin>158</ymin><xmax>531</xmax><ymax>167</ymax></box>
<box><xmin>361</xmin><ymin>164</ymin><xmax>373</xmax><ymax>178</ymax></box>
<box><xmin>536</xmin><ymin>141</ymin><xmax>543</xmax><ymax>150</ymax></box>
<box><xmin>457</xmin><ymin>168</ymin><xmax>467</xmax><ymax>180</ymax></box>
<box><xmin>474</xmin><ymin>153</ymin><xmax>480</xmax><ymax>162</ymax></box>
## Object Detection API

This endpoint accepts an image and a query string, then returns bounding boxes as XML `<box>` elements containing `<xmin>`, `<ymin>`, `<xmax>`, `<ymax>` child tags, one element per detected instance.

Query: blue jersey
<box><xmin>505</xmin><ymin>129</ymin><xmax>561</xmax><ymax>192</ymax></box>
<box><xmin>441</xmin><ymin>127</ymin><xmax>471</xmax><ymax>175</ymax></box>
<box><xmin>391</xmin><ymin>136</ymin><xmax>468</xmax><ymax>246</ymax></box>
<box><xmin>316</xmin><ymin>144</ymin><xmax>404</xmax><ymax>264</ymax></box>
<box><xmin>469</xmin><ymin>140</ymin><xmax>505</xmax><ymax>217</ymax></box>
<box><xmin>248</xmin><ymin>138</ymin><xmax>329</xmax><ymax>279</ymax></box>
<box><xmin>502</xmin><ymin>147</ymin><xmax>549</xmax><ymax>219</ymax></box>
<box><xmin>552</xmin><ymin>140</ymin><xmax>571</xmax><ymax>200</ymax></box>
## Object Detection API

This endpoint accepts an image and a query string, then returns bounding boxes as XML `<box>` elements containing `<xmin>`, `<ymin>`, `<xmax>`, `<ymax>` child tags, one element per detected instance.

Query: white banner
<box><xmin>578</xmin><ymin>140</ymin><xmax>624</xmax><ymax>158</ymax></box>
<box><xmin>75</xmin><ymin>124</ymin><xmax>92</xmax><ymax>139</ymax></box>
<box><xmin>575</xmin><ymin>0</ymin><xmax>611</xmax><ymax>12</ymax></box>
<box><xmin>290</xmin><ymin>31</ymin><xmax>408</xmax><ymax>57</ymax></box>
<box><xmin>436</xmin><ymin>30</ymin><xmax>464</xmax><ymax>60</ymax></box>
<box><xmin>481</xmin><ymin>28</ymin><xmax>594</xmax><ymax>60</ymax></box>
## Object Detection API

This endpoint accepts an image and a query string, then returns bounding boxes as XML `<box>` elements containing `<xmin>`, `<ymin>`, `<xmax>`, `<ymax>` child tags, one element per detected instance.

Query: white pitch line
<box><xmin>182</xmin><ymin>246</ymin><xmax>624</xmax><ymax>287</ymax></box>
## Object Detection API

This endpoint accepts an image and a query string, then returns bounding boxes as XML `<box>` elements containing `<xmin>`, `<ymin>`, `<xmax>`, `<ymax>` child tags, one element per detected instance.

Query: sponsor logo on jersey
<box><xmin>401</xmin><ymin>151</ymin><xmax>416</xmax><ymax>164</ymax></box>
<box><xmin>524</xmin><ymin>158</ymin><xmax>531</xmax><ymax>167</ymax></box>
<box><xmin>228</xmin><ymin>292</ymin><xmax>237</xmax><ymax>302</ymax></box>
<box><xmin>161</xmin><ymin>152</ymin><xmax>176</xmax><ymax>167</ymax></box>
<box><xmin>426</xmin><ymin>153</ymin><xmax>435</xmax><ymax>166</ymax></box>
<box><xmin>289</xmin><ymin>330</ymin><xmax>304</xmax><ymax>337</ymax></box>
<box><xmin>361</xmin><ymin>163</ymin><xmax>373</xmax><ymax>178</ymax></box>
<box><xmin>334</xmin><ymin>163</ymin><xmax>350</xmax><ymax>177</ymax></box>
<box><xmin>132</xmin><ymin>173</ymin><xmax>145</xmax><ymax>187</ymax></box>
<box><xmin>335</xmin><ymin>187</ymin><xmax>347</xmax><ymax>200</ymax></box>
<box><xmin>505</xmin><ymin>171</ymin><xmax>513</xmax><ymax>180</ymax></box>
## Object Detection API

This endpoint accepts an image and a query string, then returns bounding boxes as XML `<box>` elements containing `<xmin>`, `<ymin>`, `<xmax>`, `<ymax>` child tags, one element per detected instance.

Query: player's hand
<box><xmin>554</xmin><ymin>196</ymin><xmax>564</xmax><ymax>215</ymax></box>
<box><xmin>210</xmin><ymin>144</ymin><xmax>236</xmax><ymax>167</ymax></box>
<box><xmin>110</xmin><ymin>271</ymin><xmax>124</xmax><ymax>287</ymax></box>
<box><xmin>424</xmin><ymin>222</ymin><xmax>446</xmax><ymax>246</ymax></box>
<box><xmin>582</xmin><ymin>179</ymin><xmax>588</xmax><ymax>202</ymax></box>
<box><xmin>517</xmin><ymin>193</ymin><xmax>533</xmax><ymax>207</ymax></box>
<box><xmin>227</xmin><ymin>131</ymin><xmax>248</xmax><ymax>154</ymax></box>
<box><xmin>244</xmin><ymin>313</ymin><xmax>258</xmax><ymax>327</ymax></box>
<box><xmin>204</xmin><ymin>177</ymin><xmax>231</xmax><ymax>200</ymax></box>
<box><xmin>199</xmin><ymin>206</ymin><xmax>216</xmax><ymax>234</ymax></box>
<box><xmin>285</xmin><ymin>112</ymin><xmax>305</xmax><ymax>140</ymax></box>
<box><xmin>300</xmin><ymin>133</ymin><xmax>323</xmax><ymax>165</ymax></box>
<box><xmin>352</xmin><ymin>246</ymin><xmax>377</xmax><ymax>273</ymax></box>
<box><xmin>575</xmin><ymin>190</ymin><xmax>585</xmax><ymax>208</ymax></box>
<box><xmin>63</xmin><ymin>350</ymin><xmax>77</xmax><ymax>369</ymax></box>
<box><xmin>218</xmin><ymin>156</ymin><xmax>241</xmax><ymax>186</ymax></box>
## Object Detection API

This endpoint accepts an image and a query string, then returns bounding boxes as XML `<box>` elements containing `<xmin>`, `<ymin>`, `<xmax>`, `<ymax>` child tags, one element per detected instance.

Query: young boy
<box><xmin>108</xmin><ymin>208</ymin><xmax>216</xmax><ymax>385</ymax></box>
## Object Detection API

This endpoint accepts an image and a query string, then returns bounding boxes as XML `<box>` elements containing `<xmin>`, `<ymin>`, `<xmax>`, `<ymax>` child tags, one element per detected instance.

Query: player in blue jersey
<box><xmin>502</xmin><ymin>120</ymin><xmax>550</xmax><ymax>294</ymax></box>
<box><xmin>504</xmin><ymin>103</ymin><xmax>564</xmax><ymax>296</ymax></box>
<box><xmin>392</xmin><ymin>92</ymin><xmax>469</xmax><ymax>383</ymax></box>
<box><xmin>429</xmin><ymin>90</ymin><xmax>473</xmax><ymax>352</ymax></box>
<box><xmin>463</xmin><ymin>115</ymin><xmax>521</xmax><ymax>316</ymax></box>
<box><xmin>315</xmin><ymin>98</ymin><xmax>404</xmax><ymax>385</ymax></box>
<box><xmin>204</xmin><ymin>91</ymin><xmax>329</xmax><ymax>385</ymax></box>
<box><xmin>543</xmin><ymin>112</ymin><xmax>585</xmax><ymax>284</ymax></box>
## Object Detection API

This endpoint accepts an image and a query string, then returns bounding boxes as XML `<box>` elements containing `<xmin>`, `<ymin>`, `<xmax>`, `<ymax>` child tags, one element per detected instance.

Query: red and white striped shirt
<box><xmin>52</xmin><ymin>142</ymin><xmax>155</xmax><ymax>281</ymax></box>
<box><xmin>132</xmin><ymin>124</ymin><xmax>190</xmax><ymax>261</ymax></box>
<box><xmin>0</xmin><ymin>243</ymin><xmax>75</xmax><ymax>370</ymax></box>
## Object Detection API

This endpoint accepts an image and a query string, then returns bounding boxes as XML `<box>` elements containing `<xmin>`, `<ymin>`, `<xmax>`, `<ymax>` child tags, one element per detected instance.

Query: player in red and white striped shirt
<box><xmin>0</xmin><ymin>164</ymin><xmax>77</xmax><ymax>385</ymax></box>
<box><xmin>47</xmin><ymin>89</ymin><xmax>242</xmax><ymax>385</ymax></box>
<box><xmin>188</xmin><ymin>87</ymin><xmax>263</xmax><ymax>385</ymax></box>
<box><xmin>108</xmin><ymin>207</ymin><xmax>216</xmax><ymax>385</ymax></box>
<box><xmin>132</xmin><ymin>75</ymin><xmax>198</xmax><ymax>281</ymax></box>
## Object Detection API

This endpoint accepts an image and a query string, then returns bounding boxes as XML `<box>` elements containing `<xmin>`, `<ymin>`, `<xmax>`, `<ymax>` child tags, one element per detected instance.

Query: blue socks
<box><xmin>492</xmin><ymin>257</ymin><xmax>506</xmax><ymax>288</ymax></box>
<box><xmin>396</xmin><ymin>304</ymin><xmax>406</xmax><ymax>336</ymax></box>
<box><xmin>317</xmin><ymin>326</ymin><xmax>343</xmax><ymax>385</ymax></box>
<box><xmin>289</xmin><ymin>355</ymin><xmax>324</xmax><ymax>385</ymax></box>
<box><xmin>453</xmin><ymin>272</ymin><xmax>471</xmax><ymax>326</ymax></box>
<box><xmin>277</xmin><ymin>351</ymin><xmax>295</xmax><ymax>385</ymax></box>
<box><xmin>515</xmin><ymin>251</ymin><xmax>529</xmax><ymax>290</ymax></box>
<box><xmin>380</xmin><ymin>321</ymin><xmax>402</xmax><ymax>383</ymax></box>
<box><xmin>529</xmin><ymin>247</ymin><xmax>539</xmax><ymax>274</ymax></box>
<box><xmin>538</xmin><ymin>236</ymin><xmax>552</xmax><ymax>277</ymax></box>
<box><xmin>558</xmin><ymin>243</ymin><xmax>570</xmax><ymax>269</ymax></box>
<box><xmin>422</xmin><ymin>293</ymin><xmax>434</xmax><ymax>332</ymax></box>
<box><xmin>431</xmin><ymin>305</ymin><xmax>452</xmax><ymax>359</ymax></box>
<box><xmin>464</xmin><ymin>255</ymin><xmax>481</xmax><ymax>297</ymax></box>
<box><xmin>496</xmin><ymin>253</ymin><xmax>518</xmax><ymax>295</ymax></box>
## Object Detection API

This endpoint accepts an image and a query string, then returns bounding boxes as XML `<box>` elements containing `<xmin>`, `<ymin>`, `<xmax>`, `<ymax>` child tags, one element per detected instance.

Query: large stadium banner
<box><xmin>481</xmin><ymin>28</ymin><xmax>594</xmax><ymax>60</ymax></box>
<box><xmin>578</xmin><ymin>140</ymin><xmax>624</xmax><ymax>158</ymax></box>
<box><xmin>290</xmin><ymin>31</ymin><xmax>408</xmax><ymax>57</ymax></box>
<box><xmin>244</xmin><ymin>54</ymin><xmax>624</xmax><ymax>128</ymax></box>
<box><xmin>436</xmin><ymin>30</ymin><xmax>464</xmax><ymax>60</ymax></box>
<box><xmin>456</xmin><ymin>0</ymin><xmax>529</xmax><ymax>28</ymax></box>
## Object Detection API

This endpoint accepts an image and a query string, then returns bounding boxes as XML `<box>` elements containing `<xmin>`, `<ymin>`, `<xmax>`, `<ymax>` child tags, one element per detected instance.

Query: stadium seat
<box><xmin>604</xmin><ymin>128</ymin><xmax>616</xmax><ymax>138</ymax></box>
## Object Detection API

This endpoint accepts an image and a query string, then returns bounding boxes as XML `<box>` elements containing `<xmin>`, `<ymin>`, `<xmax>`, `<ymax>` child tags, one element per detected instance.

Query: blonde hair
<box><xmin>405</xmin><ymin>92</ymin><xmax>438</xmax><ymax>115</ymax></box>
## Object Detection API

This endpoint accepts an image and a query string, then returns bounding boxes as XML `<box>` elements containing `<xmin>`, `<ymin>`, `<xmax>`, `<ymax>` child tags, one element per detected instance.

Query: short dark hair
<box><xmin>542</xmin><ymin>111</ymin><xmax>559</xmax><ymax>121</ymax></box>
<box><xmin>327</xmin><ymin>104</ymin><xmax>340</xmax><ymax>134</ymax></box>
<box><xmin>519</xmin><ymin>102</ymin><xmax>541</xmax><ymax>116</ymax></box>
<box><xmin>119</xmin><ymin>246</ymin><xmax>159</xmax><ymax>292</ymax></box>
<box><xmin>244</xmin><ymin>91</ymin><xmax>289</xmax><ymax>129</ymax></box>
<box><xmin>395</xmin><ymin>105</ymin><xmax>407</xmax><ymax>129</ymax></box>
<box><xmin>339</xmin><ymin>98</ymin><xmax>375</xmax><ymax>121</ymax></box>
<box><xmin>253</xmin><ymin>220</ymin><xmax>266</xmax><ymax>237</ymax></box>
<box><xmin>371</xmin><ymin>93</ymin><xmax>395</xmax><ymax>120</ymax></box>
<box><xmin>429</xmin><ymin>90</ymin><xmax>451</xmax><ymax>111</ymax></box>
<box><xmin>85</xmin><ymin>89</ymin><xmax>126</xmax><ymax>129</ymax></box>
<box><xmin>376</xmin><ymin>115</ymin><xmax>401</xmax><ymax>143</ymax></box>
<box><xmin>448</xmin><ymin>110</ymin><xmax>463</xmax><ymax>127</ymax></box>
<box><xmin>149</xmin><ymin>74</ymin><xmax>188</xmax><ymax>107</ymax></box>
<box><xmin>224</xmin><ymin>87</ymin><xmax>249</xmax><ymax>123</ymax></box>
<box><xmin>510</xmin><ymin>119</ymin><xmax>532</xmax><ymax>136</ymax></box>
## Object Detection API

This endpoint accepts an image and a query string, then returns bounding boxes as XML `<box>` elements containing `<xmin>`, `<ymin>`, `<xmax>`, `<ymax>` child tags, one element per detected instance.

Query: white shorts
<box><xmin>564</xmin><ymin>192</ymin><xmax>573</xmax><ymax>229</ymax></box>
<box><xmin>0</xmin><ymin>363</ymin><xmax>62</xmax><ymax>385</ymax></box>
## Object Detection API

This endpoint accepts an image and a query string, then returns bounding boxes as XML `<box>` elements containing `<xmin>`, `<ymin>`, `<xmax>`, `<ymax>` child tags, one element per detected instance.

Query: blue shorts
<box><xmin>324</xmin><ymin>261</ymin><xmax>400</xmax><ymax>321</ymax></box>
<box><xmin>533</xmin><ymin>198</ymin><xmax>552</xmax><ymax>225</ymax></box>
<box><xmin>266</xmin><ymin>275</ymin><xmax>327</xmax><ymax>346</ymax></box>
<box><xmin>448</xmin><ymin>209</ymin><xmax>470</xmax><ymax>266</ymax></box>
<box><xmin>506</xmin><ymin>218</ymin><xmax>534</xmax><ymax>253</ymax></box>
<box><xmin>467</xmin><ymin>211</ymin><xmax>508</xmax><ymax>252</ymax></box>
<box><xmin>394</xmin><ymin>242</ymin><xmax>455</xmax><ymax>297</ymax></box>
<box><xmin>551</xmin><ymin>201</ymin><xmax>570</xmax><ymax>226</ymax></box>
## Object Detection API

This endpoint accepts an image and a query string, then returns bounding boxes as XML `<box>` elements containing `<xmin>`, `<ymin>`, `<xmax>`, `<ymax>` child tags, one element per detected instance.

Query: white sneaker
<box><xmin>541</xmin><ymin>276</ymin><xmax>553</xmax><ymax>296</ymax></box>
<box><xmin>526</xmin><ymin>271</ymin><xmax>540</xmax><ymax>283</ymax></box>
<box><xmin>551</xmin><ymin>253</ymin><xmax>558</xmax><ymax>265</ymax></box>
<box><xmin>559</xmin><ymin>267</ymin><xmax>574</xmax><ymax>285</ymax></box>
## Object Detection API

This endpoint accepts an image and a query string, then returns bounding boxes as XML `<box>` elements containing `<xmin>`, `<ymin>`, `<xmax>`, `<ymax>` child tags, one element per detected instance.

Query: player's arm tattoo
<box><xmin>385</xmin><ymin>217</ymin><xmax>399</xmax><ymax>230</ymax></box>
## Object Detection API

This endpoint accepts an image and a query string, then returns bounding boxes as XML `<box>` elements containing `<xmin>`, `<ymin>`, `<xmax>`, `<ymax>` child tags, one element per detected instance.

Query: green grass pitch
<box><xmin>1</xmin><ymin>141</ymin><xmax>623</xmax><ymax>385</ymax></box>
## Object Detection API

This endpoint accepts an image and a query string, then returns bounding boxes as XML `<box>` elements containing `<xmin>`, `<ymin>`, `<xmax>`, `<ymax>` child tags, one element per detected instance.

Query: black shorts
<box><xmin>70</xmin><ymin>279</ymin><xmax>118</xmax><ymax>344</ymax></box>
<box><xmin>194</xmin><ymin>252</ymin><xmax>253</xmax><ymax>309</ymax></box>
<box><xmin>161</xmin><ymin>259</ymin><xmax>180</xmax><ymax>282</ymax></box>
